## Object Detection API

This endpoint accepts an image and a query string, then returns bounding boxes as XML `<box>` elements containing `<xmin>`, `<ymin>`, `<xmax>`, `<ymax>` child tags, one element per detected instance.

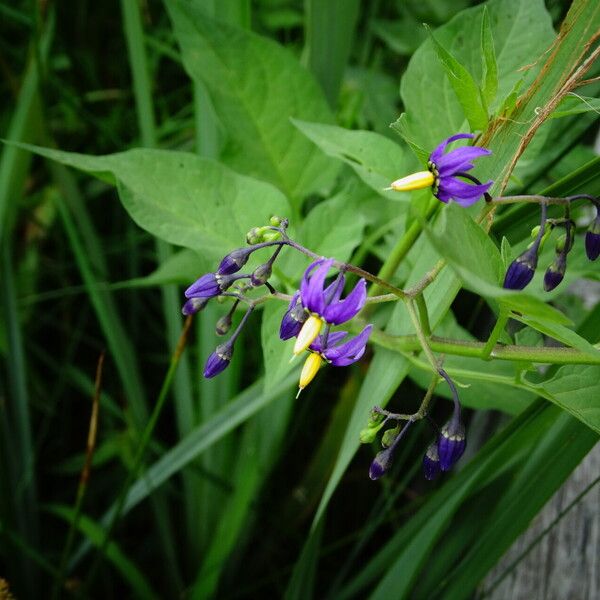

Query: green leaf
<box><xmin>426</xmin><ymin>25</ymin><xmax>488</xmax><ymax>131</ymax></box>
<box><xmin>480</xmin><ymin>6</ymin><xmax>498</xmax><ymax>106</ymax></box>
<box><xmin>292</xmin><ymin>119</ymin><xmax>407</xmax><ymax>200</ymax></box>
<box><xmin>14</xmin><ymin>144</ymin><xmax>290</xmax><ymax>261</ymax></box>
<box><xmin>530</xmin><ymin>365</ymin><xmax>600</xmax><ymax>433</ymax></box>
<box><xmin>400</xmin><ymin>0</ymin><xmax>554</xmax><ymax>152</ymax></box>
<box><xmin>165</xmin><ymin>0</ymin><xmax>339</xmax><ymax>202</ymax></box>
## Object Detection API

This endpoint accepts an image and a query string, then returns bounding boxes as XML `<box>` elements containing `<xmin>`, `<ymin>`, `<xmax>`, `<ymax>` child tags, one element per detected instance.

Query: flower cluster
<box><xmin>503</xmin><ymin>197</ymin><xmax>599</xmax><ymax>292</ymax></box>
<box><xmin>389</xmin><ymin>133</ymin><xmax>492</xmax><ymax>206</ymax></box>
<box><xmin>182</xmin><ymin>221</ymin><xmax>373</xmax><ymax>395</ymax></box>
<box><xmin>360</xmin><ymin>369</ymin><xmax>466</xmax><ymax>481</ymax></box>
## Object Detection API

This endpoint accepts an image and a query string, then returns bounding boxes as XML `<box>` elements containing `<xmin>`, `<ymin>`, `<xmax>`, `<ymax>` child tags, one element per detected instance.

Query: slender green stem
<box><xmin>481</xmin><ymin>308</ymin><xmax>509</xmax><ymax>359</ymax></box>
<box><xmin>491</xmin><ymin>193</ymin><xmax>598</xmax><ymax>206</ymax></box>
<box><xmin>405</xmin><ymin>299</ymin><xmax>440</xmax><ymax>373</ymax></box>
<box><xmin>83</xmin><ymin>316</ymin><xmax>194</xmax><ymax>593</ymax></box>
<box><xmin>415</xmin><ymin>293</ymin><xmax>431</xmax><ymax>337</ymax></box>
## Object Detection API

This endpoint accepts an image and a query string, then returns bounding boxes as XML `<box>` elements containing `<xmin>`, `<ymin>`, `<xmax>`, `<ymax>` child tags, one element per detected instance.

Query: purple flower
<box><xmin>204</xmin><ymin>341</ymin><xmax>233</xmax><ymax>378</ymax></box>
<box><xmin>300</xmin><ymin>259</ymin><xmax>367</xmax><ymax>325</ymax></box>
<box><xmin>423</xmin><ymin>441</ymin><xmax>441</xmax><ymax>481</ymax></box>
<box><xmin>310</xmin><ymin>326</ymin><xmax>372</xmax><ymax>366</ymax></box>
<box><xmin>279</xmin><ymin>292</ymin><xmax>307</xmax><ymax>340</ymax></box>
<box><xmin>391</xmin><ymin>133</ymin><xmax>492</xmax><ymax>207</ymax></box>
<box><xmin>369</xmin><ymin>448</ymin><xmax>393</xmax><ymax>480</ymax></box>
<box><xmin>503</xmin><ymin>247</ymin><xmax>538</xmax><ymax>290</ymax></box>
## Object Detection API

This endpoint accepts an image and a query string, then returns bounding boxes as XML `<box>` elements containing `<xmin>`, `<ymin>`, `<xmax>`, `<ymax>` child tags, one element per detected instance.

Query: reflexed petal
<box><xmin>323</xmin><ymin>274</ymin><xmax>346</xmax><ymax>304</ymax></box>
<box><xmin>436</xmin><ymin>146</ymin><xmax>491</xmax><ymax>176</ymax></box>
<box><xmin>323</xmin><ymin>279</ymin><xmax>367</xmax><ymax>324</ymax></box>
<box><xmin>324</xmin><ymin>325</ymin><xmax>372</xmax><ymax>366</ymax></box>
<box><xmin>437</xmin><ymin>177</ymin><xmax>492</xmax><ymax>206</ymax></box>
<box><xmin>429</xmin><ymin>133</ymin><xmax>474</xmax><ymax>164</ymax></box>
<box><xmin>310</xmin><ymin>330</ymin><xmax>348</xmax><ymax>353</ymax></box>
<box><xmin>300</xmin><ymin>258</ymin><xmax>334</xmax><ymax>314</ymax></box>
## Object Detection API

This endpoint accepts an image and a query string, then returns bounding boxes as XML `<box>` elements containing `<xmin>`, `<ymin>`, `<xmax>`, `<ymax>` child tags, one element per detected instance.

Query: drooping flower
<box><xmin>390</xmin><ymin>133</ymin><xmax>492</xmax><ymax>207</ymax></box>
<box><xmin>438</xmin><ymin>414</ymin><xmax>466</xmax><ymax>471</ymax></box>
<box><xmin>585</xmin><ymin>213</ymin><xmax>600</xmax><ymax>261</ymax></box>
<box><xmin>217</xmin><ymin>247</ymin><xmax>255</xmax><ymax>275</ymax></box>
<box><xmin>503</xmin><ymin>247</ymin><xmax>538</xmax><ymax>290</ymax></box>
<box><xmin>297</xmin><ymin>326</ymin><xmax>372</xmax><ymax>395</ymax></box>
<box><xmin>204</xmin><ymin>340</ymin><xmax>234</xmax><ymax>378</ymax></box>
<box><xmin>293</xmin><ymin>259</ymin><xmax>367</xmax><ymax>355</ymax></box>
<box><xmin>182</xmin><ymin>297</ymin><xmax>209</xmax><ymax>316</ymax></box>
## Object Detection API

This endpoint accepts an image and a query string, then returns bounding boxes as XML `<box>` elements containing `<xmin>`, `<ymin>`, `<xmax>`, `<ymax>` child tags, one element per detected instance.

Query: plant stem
<box><xmin>481</xmin><ymin>308</ymin><xmax>509</xmax><ymax>359</ymax></box>
<box><xmin>405</xmin><ymin>298</ymin><xmax>440</xmax><ymax>374</ymax></box>
<box><xmin>415</xmin><ymin>293</ymin><xmax>431</xmax><ymax>337</ymax></box>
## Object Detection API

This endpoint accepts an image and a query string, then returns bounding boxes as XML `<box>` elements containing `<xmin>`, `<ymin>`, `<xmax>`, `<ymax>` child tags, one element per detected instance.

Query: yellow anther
<box><xmin>390</xmin><ymin>170</ymin><xmax>435</xmax><ymax>192</ymax></box>
<box><xmin>297</xmin><ymin>353</ymin><xmax>324</xmax><ymax>397</ymax></box>
<box><xmin>293</xmin><ymin>315</ymin><xmax>323</xmax><ymax>355</ymax></box>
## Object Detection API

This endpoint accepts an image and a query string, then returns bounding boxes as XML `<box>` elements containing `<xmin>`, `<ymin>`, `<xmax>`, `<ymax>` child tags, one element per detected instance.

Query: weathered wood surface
<box><xmin>483</xmin><ymin>442</ymin><xmax>599</xmax><ymax>600</ymax></box>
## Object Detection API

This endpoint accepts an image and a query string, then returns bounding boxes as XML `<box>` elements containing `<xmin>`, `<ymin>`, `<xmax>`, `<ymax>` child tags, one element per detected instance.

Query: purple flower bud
<box><xmin>204</xmin><ymin>342</ymin><xmax>233</xmax><ymax>378</ymax></box>
<box><xmin>279</xmin><ymin>294</ymin><xmax>307</xmax><ymax>340</ymax></box>
<box><xmin>585</xmin><ymin>217</ymin><xmax>600</xmax><ymax>261</ymax></box>
<box><xmin>251</xmin><ymin>262</ymin><xmax>272</xmax><ymax>286</ymax></box>
<box><xmin>503</xmin><ymin>248</ymin><xmax>538</xmax><ymax>290</ymax></box>
<box><xmin>543</xmin><ymin>255</ymin><xmax>566</xmax><ymax>292</ymax></box>
<box><xmin>218</xmin><ymin>247</ymin><xmax>255</xmax><ymax>275</ymax></box>
<box><xmin>423</xmin><ymin>441</ymin><xmax>441</xmax><ymax>481</ymax></box>
<box><xmin>438</xmin><ymin>417</ymin><xmax>466</xmax><ymax>471</ymax></box>
<box><xmin>185</xmin><ymin>273</ymin><xmax>241</xmax><ymax>299</ymax></box>
<box><xmin>369</xmin><ymin>448</ymin><xmax>393</xmax><ymax>480</ymax></box>
<box><xmin>182</xmin><ymin>297</ymin><xmax>209</xmax><ymax>316</ymax></box>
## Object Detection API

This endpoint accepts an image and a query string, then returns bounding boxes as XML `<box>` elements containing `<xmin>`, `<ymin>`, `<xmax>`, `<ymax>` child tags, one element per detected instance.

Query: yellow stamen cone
<box><xmin>390</xmin><ymin>170</ymin><xmax>435</xmax><ymax>192</ymax></box>
<box><xmin>297</xmin><ymin>353</ymin><xmax>324</xmax><ymax>397</ymax></box>
<box><xmin>293</xmin><ymin>315</ymin><xmax>323</xmax><ymax>355</ymax></box>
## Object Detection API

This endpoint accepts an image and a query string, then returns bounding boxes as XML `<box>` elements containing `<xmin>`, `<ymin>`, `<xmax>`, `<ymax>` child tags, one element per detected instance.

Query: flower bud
<box><xmin>585</xmin><ymin>217</ymin><xmax>600</xmax><ymax>261</ymax></box>
<box><xmin>555</xmin><ymin>233</ymin><xmax>573</xmax><ymax>254</ymax></box>
<box><xmin>217</xmin><ymin>247</ymin><xmax>255</xmax><ymax>275</ymax></box>
<box><xmin>503</xmin><ymin>248</ymin><xmax>538</xmax><ymax>290</ymax></box>
<box><xmin>181</xmin><ymin>297</ymin><xmax>209</xmax><ymax>316</ymax></box>
<box><xmin>381</xmin><ymin>425</ymin><xmax>400</xmax><ymax>448</ymax></box>
<box><xmin>543</xmin><ymin>255</ymin><xmax>566</xmax><ymax>292</ymax></box>
<box><xmin>269</xmin><ymin>215</ymin><xmax>285</xmax><ymax>226</ymax></box>
<box><xmin>438</xmin><ymin>416</ymin><xmax>466</xmax><ymax>471</ymax></box>
<box><xmin>422</xmin><ymin>441</ymin><xmax>441</xmax><ymax>481</ymax></box>
<box><xmin>246</xmin><ymin>227</ymin><xmax>263</xmax><ymax>245</ymax></box>
<box><xmin>359</xmin><ymin>411</ymin><xmax>386</xmax><ymax>444</ymax></box>
<box><xmin>251</xmin><ymin>262</ymin><xmax>272</xmax><ymax>286</ymax></box>
<box><xmin>369</xmin><ymin>447</ymin><xmax>393</xmax><ymax>480</ymax></box>
<box><xmin>204</xmin><ymin>342</ymin><xmax>233</xmax><ymax>378</ymax></box>
<box><xmin>215</xmin><ymin>313</ymin><xmax>232</xmax><ymax>336</ymax></box>
<box><xmin>279</xmin><ymin>302</ymin><xmax>308</xmax><ymax>341</ymax></box>
<box><xmin>185</xmin><ymin>272</ymin><xmax>241</xmax><ymax>299</ymax></box>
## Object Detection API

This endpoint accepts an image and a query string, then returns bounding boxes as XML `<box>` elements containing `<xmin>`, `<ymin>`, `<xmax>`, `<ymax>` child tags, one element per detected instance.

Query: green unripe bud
<box><xmin>530</xmin><ymin>225</ymin><xmax>541</xmax><ymax>238</ymax></box>
<box><xmin>359</xmin><ymin>427</ymin><xmax>378</xmax><ymax>444</ymax></box>
<box><xmin>246</xmin><ymin>227</ymin><xmax>263</xmax><ymax>245</ymax></box>
<box><xmin>215</xmin><ymin>313</ymin><xmax>232</xmax><ymax>336</ymax></box>
<box><xmin>269</xmin><ymin>215</ymin><xmax>284</xmax><ymax>226</ymax></box>
<box><xmin>381</xmin><ymin>425</ymin><xmax>400</xmax><ymax>448</ymax></box>
<box><xmin>555</xmin><ymin>233</ymin><xmax>573</xmax><ymax>254</ymax></box>
<box><xmin>262</xmin><ymin>231</ymin><xmax>282</xmax><ymax>242</ymax></box>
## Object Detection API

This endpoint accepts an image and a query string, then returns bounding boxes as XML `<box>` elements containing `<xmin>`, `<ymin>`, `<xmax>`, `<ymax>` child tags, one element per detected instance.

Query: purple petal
<box><xmin>309</xmin><ymin>330</ymin><xmax>348</xmax><ymax>352</ymax></box>
<box><xmin>324</xmin><ymin>325</ymin><xmax>372</xmax><ymax>366</ymax></box>
<box><xmin>429</xmin><ymin>133</ymin><xmax>474</xmax><ymax>164</ymax></box>
<box><xmin>437</xmin><ymin>177</ymin><xmax>492</xmax><ymax>207</ymax></box>
<box><xmin>323</xmin><ymin>279</ymin><xmax>367</xmax><ymax>325</ymax></box>
<box><xmin>323</xmin><ymin>274</ymin><xmax>346</xmax><ymax>305</ymax></box>
<box><xmin>300</xmin><ymin>258</ymin><xmax>334</xmax><ymax>314</ymax></box>
<box><xmin>436</xmin><ymin>147</ymin><xmax>491</xmax><ymax>176</ymax></box>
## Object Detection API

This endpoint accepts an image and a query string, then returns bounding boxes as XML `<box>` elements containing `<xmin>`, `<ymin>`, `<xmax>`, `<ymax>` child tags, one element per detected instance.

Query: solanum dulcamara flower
<box><xmin>281</xmin><ymin>258</ymin><xmax>371</xmax><ymax>395</ymax></box>
<box><xmin>297</xmin><ymin>327</ymin><xmax>372</xmax><ymax>396</ymax></box>
<box><xmin>390</xmin><ymin>133</ymin><xmax>492</xmax><ymax>206</ymax></box>
<box><xmin>292</xmin><ymin>258</ymin><xmax>367</xmax><ymax>355</ymax></box>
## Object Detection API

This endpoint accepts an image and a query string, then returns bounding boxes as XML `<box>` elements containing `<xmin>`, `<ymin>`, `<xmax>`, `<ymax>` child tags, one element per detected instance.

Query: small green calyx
<box><xmin>359</xmin><ymin>410</ymin><xmax>386</xmax><ymax>444</ymax></box>
<box><xmin>381</xmin><ymin>425</ymin><xmax>401</xmax><ymax>448</ymax></box>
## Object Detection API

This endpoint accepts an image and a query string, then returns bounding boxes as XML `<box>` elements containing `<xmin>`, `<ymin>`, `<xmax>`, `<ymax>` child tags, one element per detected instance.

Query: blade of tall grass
<box><xmin>303</xmin><ymin>0</ymin><xmax>360</xmax><ymax>106</ymax></box>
